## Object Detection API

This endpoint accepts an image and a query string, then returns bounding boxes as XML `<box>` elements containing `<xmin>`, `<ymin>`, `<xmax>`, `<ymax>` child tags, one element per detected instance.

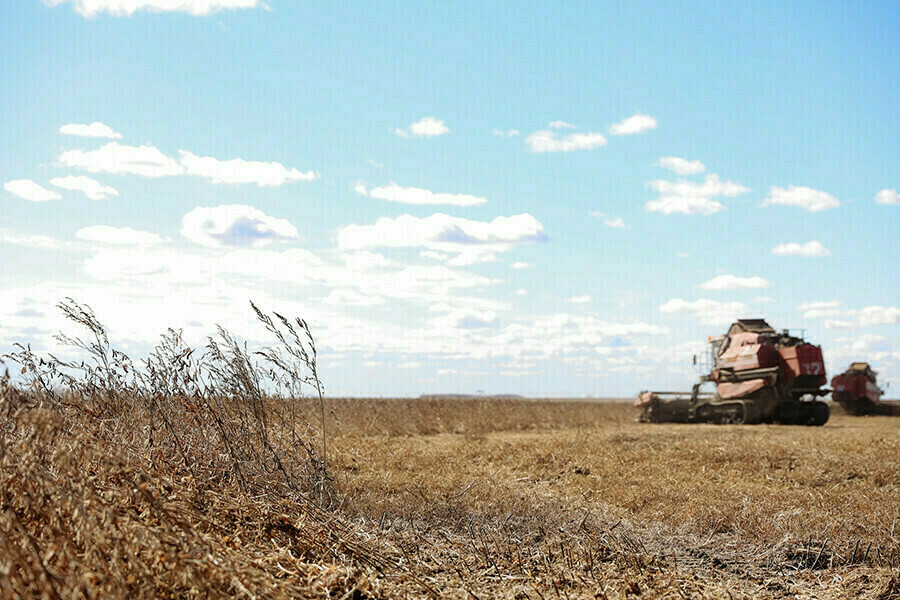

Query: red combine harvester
<box><xmin>636</xmin><ymin>319</ymin><xmax>830</xmax><ymax>425</ymax></box>
<box><xmin>831</xmin><ymin>362</ymin><xmax>898</xmax><ymax>416</ymax></box>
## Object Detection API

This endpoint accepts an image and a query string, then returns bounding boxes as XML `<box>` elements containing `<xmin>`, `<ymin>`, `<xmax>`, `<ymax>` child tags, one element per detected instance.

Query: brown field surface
<box><xmin>3</xmin><ymin>388</ymin><xmax>900</xmax><ymax>599</ymax></box>
<box><xmin>321</xmin><ymin>397</ymin><xmax>900</xmax><ymax>599</ymax></box>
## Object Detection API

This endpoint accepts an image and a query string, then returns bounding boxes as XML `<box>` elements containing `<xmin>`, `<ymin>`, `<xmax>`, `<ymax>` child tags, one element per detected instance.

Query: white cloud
<box><xmin>0</xmin><ymin>227</ymin><xmax>77</xmax><ymax>251</ymax></box>
<box><xmin>875</xmin><ymin>189</ymin><xmax>900</xmax><ymax>205</ymax></box>
<box><xmin>797</xmin><ymin>302</ymin><xmax>900</xmax><ymax>329</ymax></box>
<box><xmin>360</xmin><ymin>182</ymin><xmax>487</xmax><ymax>206</ymax></box>
<box><xmin>181</xmin><ymin>204</ymin><xmax>299</xmax><ymax>248</ymax></box>
<box><xmin>178</xmin><ymin>150</ymin><xmax>317</xmax><ymax>186</ymax></box>
<box><xmin>336</xmin><ymin>213</ymin><xmax>547</xmax><ymax>263</ymax></box>
<box><xmin>569</xmin><ymin>295</ymin><xmax>592</xmax><ymax>304</ymax></box>
<box><xmin>762</xmin><ymin>185</ymin><xmax>839</xmax><ymax>212</ymax></box>
<box><xmin>430</xmin><ymin>308</ymin><xmax>499</xmax><ymax>330</ymax></box>
<box><xmin>698</xmin><ymin>274</ymin><xmax>770</xmax><ymax>291</ymax></box>
<box><xmin>525</xmin><ymin>130</ymin><xmax>607</xmax><ymax>153</ymax></box>
<box><xmin>58</xmin><ymin>143</ymin><xmax>315</xmax><ymax>186</ymax></box>
<box><xmin>858</xmin><ymin>306</ymin><xmax>900</xmax><ymax>328</ymax></box>
<box><xmin>323</xmin><ymin>288</ymin><xmax>386</xmax><ymax>307</ymax></box>
<box><xmin>754</xmin><ymin>296</ymin><xmax>775</xmax><ymax>304</ymax></box>
<box><xmin>76</xmin><ymin>225</ymin><xmax>163</xmax><ymax>246</ymax></box>
<box><xmin>659</xmin><ymin>298</ymin><xmax>751</xmax><ymax>326</ymax></box>
<box><xmin>341</xmin><ymin>250</ymin><xmax>391</xmax><ymax>270</ymax></box>
<box><xmin>797</xmin><ymin>300</ymin><xmax>842</xmax><ymax>319</ymax></box>
<box><xmin>609</xmin><ymin>113</ymin><xmax>657</xmax><ymax>135</ymax></box>
<box><xmin>771</xmin><ymin>240</ymin><xmax>830</xmax><ymax>257</ymax></box>
<box><xmin>646</xmin><ymin>174</ymin><xmax>750</xmax><ymax>215</ymax></box>
<box><xmin>591</xmin><ymin>212</ymin><xmax>627</xmax><ymax>228</ymax></box>
<box><xmin>49</xmin><ymin>175</ymin><xmax>118</xmax><ymax>200</ymax></box>
<box><xmin>831</xmin><ymin>334</ymin><xmax>890</xmax><ymax>357</ymax></box>
<box><xmin>491</xmin><ymin>129</ymin><xmax>520</xmax><ymax>137</ymax></box>
<box><xmin>59</xmin><ymin>143</ymin><xmax>184</xmax><ymax>177</ymax></box>
<box><xmin>510</xmin><ymin>262</ymin><xmax>533</xmax><ymax>270</ymax></box>
<box><xmin>656</xmin><ymin>156</ymin><xmax>705</xmax><ymax>175</ymax></box>
<box><xmin>395</xmin><ymin>116</ymin><xmax>449</xmax><ymax>138</ymax></box>
<box><xmin>3</xmin><ymin>179</ymin><xmax>62</xmax><ymax>202</ymax></box>
<box><xmin>47</xmin><ymin>0</ymin><xmax>260</xmax><ymax>17</ymax></box>
<box><xmin>366</xmin><ymin>159</ymin><xmax>384</xmax><ymax>168</ymax></box>
<box><xmin>516</xmin><ymin>289</ymin><xmax>527</xmax><ymax>296</ymax></box>
<box><xmin>59</xmin><ymin>121</ymin><xmax>122</xmax><ymax>138</ymax></box>
<box><xmin>548</xmin><ymin>120</ymin><xmax>577</xmax><ymax>129</ymax></box>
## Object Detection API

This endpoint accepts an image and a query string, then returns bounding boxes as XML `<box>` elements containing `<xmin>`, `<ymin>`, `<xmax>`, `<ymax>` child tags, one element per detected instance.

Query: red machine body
<box><xmin>637</xmin><ymin>319</ymin><xmax>830</xmax><ymax>425</ymax></box>
<box><xmin>831</xmin><ymin>362</ymin><xmax>896</xmax><ymax>415</ymax></box>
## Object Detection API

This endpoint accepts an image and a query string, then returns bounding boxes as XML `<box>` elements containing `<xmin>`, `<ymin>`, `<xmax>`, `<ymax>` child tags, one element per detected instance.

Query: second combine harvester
<box><xmin>637</xmin><ymin>319</ymin><xmax>830</xmax><ymax>426</ymax></box>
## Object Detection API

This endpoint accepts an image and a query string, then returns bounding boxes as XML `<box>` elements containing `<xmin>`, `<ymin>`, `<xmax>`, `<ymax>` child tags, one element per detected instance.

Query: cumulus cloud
<box><xmin>510</xmin><ymin>262</ymin><xmax>533</xmax><ymax>270</ymax></box>
<box><xmin>76</xmin><ymin>225</ymin><xmax>163</xmax><ymax>246</ymax></box>
<box><xmin>3</xmin><ymin>179</ymin><xmax>62</xmax><ymax>202</ymax></box>
<box><xmin>337</xmin><ymin>213</ymin><xmax>546</xmax><ymax>257</ymax></box>
<box><xmin>590</xmin><ymin>211</ymin><xmax>626</xmax><ymax>228</ymax></box>
<box><xmin>58</xmin><ymin>144</ymin><xmax>315</xmax><ymax>186</ymax></box>
<box><xmin>798</xmin><ymin>302</ymin><xmax>900</xmax><ymax>329</ymax></box>
<box><xmin>659</xmin><ymin>298</ymin><xmax>751</xmax><ymax>326</ymax></box>
<box><xmin>358</xmin><ymin>182</ymin><xmax>487</xmax><ymax>206</ymax></box>
<box><xmin>49</xmin><ymin>175</ymin><xmax>118</xmax><ymax>200</ymax></box>
<box><xmin>875</xmin><ymin>189</ymin><xmax>900</xmax><ymax>205</ymax></box>
<box><xmin>569</xmin><ymin>295</ymin><xmax>592</xmax><ymax>304</ymax></box>
<box><xmin>762</xmin><ymin>185</ymin><xmax>840</xmax><ymax>212</ymax></box>
<box><xmin>178</xmin><ymin>151</ymin><xmax>317</xmax><ymax>186</ymax></box>
<box><xmin>771</xmin><ymin>240</ymin><xmax>830</xmax><ymax>257</ymax></box>
<box><xmin>797</xmin><ymin>300</ymin><xmax>842</xmax><ymax>319</ymax></box>
<box><xmin>47</xmin><ymin>0</ymin><xmax>261</xmax><ymax>17</ymax></box>
<box><xmin>645</xmin><ymin>174</ymin><xmax>750</xmax><ymax>215</ymax></box>
<box><xmin>0</xmin><ymin>227</ymin><xmax>77</xmax><ymax>251</ymax></box>
<box><xmin>858</xmin><ymin>306</ymin><xmax>900</xmax><ymax>328</ymax></box>
<box><xmin>491</xmin><ymin>129</ymin><xmax>520</xmax><ymax>137</ymax></box>
<box><xmin>831</xmin><ymin>334</ymin><xmax>890</xmax><ymax>357</ymax></box>
<box><xmin>525</xmin><ymin>129</ymin><xmax>607</xmax><ymax>153</ymax></box>
<box><xmin>698</xmin><ymin>274</ymin><xmax>770</xmax><ymax>291</ymax></box>
<box><xmin>323</xmin><ymin>288</ymin><xmax>386</xmax><ymax>307</ymax></box>
<box><xmin>182</xmin><ymin>204</ymin><xmax>299</xmax><ymax>248</ymax></box>
<box><xmin>59</xmin><ymin>122</ymin><xmax>122</xmax><ymax>138</ymax></box>
<box><xmin>395</xmin><ymin>116</ymin><xmax>449</xmax><ymax>138</ymax></box>
<box><xmin>548</xmin><ymin>120</ymin><xmax>577</xmax><ymax>129</ymax></box>
<box><xmin>656</xmin><ymin>156</ymin><xmax>705</xmax><ymax>175</ymax></box>
<box><xmin>59</xmin><ymin>143</ymin><xmax>184</xmax><ymax>177</ymax></box>
<box><xmin>609</xmin><ymin>113</ymin><xmax>657</xmax><ymax>135</ymax></box>
<box><xmin>430</xmin><ymin>308</ymin><xmax>499</xmax><ymax>330</ymax></box>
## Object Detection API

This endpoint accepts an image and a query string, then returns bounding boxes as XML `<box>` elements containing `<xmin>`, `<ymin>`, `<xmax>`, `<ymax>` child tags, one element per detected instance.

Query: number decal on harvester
<box><xmin>804</xmin><ymin>362</ymin><xmax>823</xmax><ymax>375</ymax></box>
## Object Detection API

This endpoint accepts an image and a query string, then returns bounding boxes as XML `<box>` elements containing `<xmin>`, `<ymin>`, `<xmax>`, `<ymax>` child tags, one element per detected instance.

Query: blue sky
<box><xmin>1</xmin><ymin>0</ymin><xmax>898</xmax><ymax>396</ymax></box>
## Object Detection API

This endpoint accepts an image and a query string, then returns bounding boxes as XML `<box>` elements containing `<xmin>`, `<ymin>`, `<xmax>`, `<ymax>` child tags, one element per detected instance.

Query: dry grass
<box><xmin>323</xmin><ymin>398</ymin><xmax>900</xmax><ymax>599</ymax></box>
<box><xmin>1</xmin><ymin>301</ymin><xmax>898</xmax><ymax>599</ymax></box>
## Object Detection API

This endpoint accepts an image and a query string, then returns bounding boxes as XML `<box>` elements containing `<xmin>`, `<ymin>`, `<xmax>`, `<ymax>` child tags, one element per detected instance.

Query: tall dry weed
<box><xmin>0</xmin><ymin>299</ymin><xmax>386</xmax><ymax>599</ymax></box>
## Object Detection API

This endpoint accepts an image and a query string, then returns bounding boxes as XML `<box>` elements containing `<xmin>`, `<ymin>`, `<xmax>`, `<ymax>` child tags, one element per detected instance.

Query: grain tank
<box><xmin>637</xmin><ymin>319</ymin><xmax>830</xmax><ymax>425</ymax></box>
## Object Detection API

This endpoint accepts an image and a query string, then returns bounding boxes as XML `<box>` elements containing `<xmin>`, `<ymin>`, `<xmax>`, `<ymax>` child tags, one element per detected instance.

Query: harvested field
<box><xmin>5</xmin><ymin>390</ymin><xmax>898</xmax><ymax>598</ymax></box>
<box><xmin>322</xmin><ymin>397</ymin><xmax>900</xmax><ymax>599</ymax></box>
<box><xmin>2</xmin><ymin>304</ymin><xmax>898</xmax><ymax>598</ymax></box>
